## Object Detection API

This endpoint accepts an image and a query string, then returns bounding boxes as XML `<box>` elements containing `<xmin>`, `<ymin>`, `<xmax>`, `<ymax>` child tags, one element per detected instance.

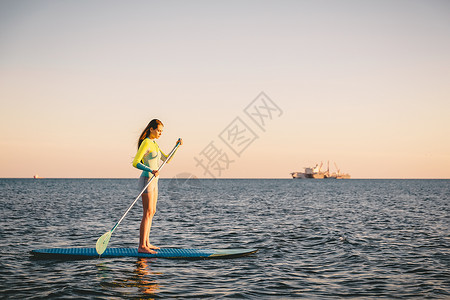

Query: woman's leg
<box><xmin>146</xmin><ymin>187</ymin><xmax>159</xmax><ymax>250</ymax></box>
<box><xmin>138</xmin><ymin>178</ymin><xmax>159</xmax><ymax>253</ymax></box>
<box><xmin>138</xmin><ymin>193</ymin><xmax>156</xmax><ymax>253</ymax></box>
<box><xmin>139</xmin><ymin>192</ymin><xmax>156</xmax><ymax>253</ymax></box>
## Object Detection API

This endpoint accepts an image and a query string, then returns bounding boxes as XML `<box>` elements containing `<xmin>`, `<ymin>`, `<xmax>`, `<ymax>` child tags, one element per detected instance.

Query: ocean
<box><xmin>1</xmin><ymin>178</ymin><xmax>449</xmax><ymax>299</ymax></box>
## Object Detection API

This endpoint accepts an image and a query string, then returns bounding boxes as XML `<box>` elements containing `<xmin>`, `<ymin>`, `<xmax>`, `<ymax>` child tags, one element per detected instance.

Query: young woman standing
<box><xmin>132</xmin><ymin>119</ymin><xmax>182</xmax><ymax>253</ymax></box>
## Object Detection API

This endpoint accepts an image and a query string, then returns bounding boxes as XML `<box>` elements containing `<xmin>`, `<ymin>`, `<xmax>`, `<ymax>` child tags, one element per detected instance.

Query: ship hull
<box><xmin>291</xmin><ymin>172</ymin><xmax>350</xmax><ymax>179</ymax></box>
<box><xmin>291</xmin><ymin>162</ymin><xmax>350</xmax><ymax>179</ymax></box>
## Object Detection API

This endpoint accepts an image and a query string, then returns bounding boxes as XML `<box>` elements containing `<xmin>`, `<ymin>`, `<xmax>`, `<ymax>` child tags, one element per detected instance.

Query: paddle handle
<box><xmin>110</xmin><ymin>140</ymin><xmax>181</xmax><ymax>233</ymax></box>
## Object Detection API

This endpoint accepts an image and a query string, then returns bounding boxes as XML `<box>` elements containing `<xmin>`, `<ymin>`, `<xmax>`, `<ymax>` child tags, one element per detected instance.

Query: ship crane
<box><xmin>334</xmin><ymin>162</ymin><xmax>340</xmax><ymax>176</ymax></box>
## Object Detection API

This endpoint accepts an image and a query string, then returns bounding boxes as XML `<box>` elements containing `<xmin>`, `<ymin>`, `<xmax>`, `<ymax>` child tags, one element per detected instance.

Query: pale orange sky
<box><xmin>1</xmin><ymin>0</ymin><xmax>449</xmax><ymax>179</ymax></box>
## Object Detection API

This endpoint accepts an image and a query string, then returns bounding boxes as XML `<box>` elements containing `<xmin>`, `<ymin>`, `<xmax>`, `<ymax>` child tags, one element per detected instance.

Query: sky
<box><xmin>1</xmin><ymin>0</ymin><xmax>449</xmax><ymax>179</ymax></box>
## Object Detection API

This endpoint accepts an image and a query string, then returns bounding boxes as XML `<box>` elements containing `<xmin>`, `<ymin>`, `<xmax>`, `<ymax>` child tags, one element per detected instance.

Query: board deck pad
<box><xmin>31</xmin><ymin>247</ymin><xmax>258</xmax><ymax>259</ymax></box>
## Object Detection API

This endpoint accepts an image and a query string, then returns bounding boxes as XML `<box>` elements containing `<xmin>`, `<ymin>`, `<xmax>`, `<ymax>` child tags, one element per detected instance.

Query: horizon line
<box><xmin>1</xmin><ymin>177</ymin><xmax>449</xmax><ymax>180</ymax></box>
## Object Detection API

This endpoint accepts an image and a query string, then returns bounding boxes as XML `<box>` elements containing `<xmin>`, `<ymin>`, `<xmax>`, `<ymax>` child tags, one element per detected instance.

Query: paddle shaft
<box><xmin>110</xmin><ymin>141</ymin><xmax>181</xmax><ymax>233</ymax></box>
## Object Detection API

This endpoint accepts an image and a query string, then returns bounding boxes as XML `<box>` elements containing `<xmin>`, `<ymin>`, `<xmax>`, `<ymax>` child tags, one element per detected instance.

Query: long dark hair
<box><xmin>137</xmin><ymin>119</ymin><xmax>163</xmax><ymax>150</ymax></box>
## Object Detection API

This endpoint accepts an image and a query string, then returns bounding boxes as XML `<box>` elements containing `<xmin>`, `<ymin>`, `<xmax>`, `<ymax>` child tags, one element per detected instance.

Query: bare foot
<box><xmin>147</xmin><ymin>243</ymin><xmax>160</xmax><ymax>250</ymax></box>
<box><xmin>138</xmin><ymin>246</ymin><xmax>157</xmax><ymax>254</ymax></box>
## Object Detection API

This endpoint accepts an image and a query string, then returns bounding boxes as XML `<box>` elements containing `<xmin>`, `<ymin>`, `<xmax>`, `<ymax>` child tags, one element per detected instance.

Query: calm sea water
<box><xmin>1</xmin><ymin>178</ymin><xmax>449</xmax><ymax>299</ymax></box>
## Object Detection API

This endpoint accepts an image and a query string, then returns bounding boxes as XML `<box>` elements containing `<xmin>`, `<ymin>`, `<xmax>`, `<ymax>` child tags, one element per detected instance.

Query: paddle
<box><xmin>96</xmin><ymin>140</ymin><xmax>182</xmax><ymax>255</ymax></box>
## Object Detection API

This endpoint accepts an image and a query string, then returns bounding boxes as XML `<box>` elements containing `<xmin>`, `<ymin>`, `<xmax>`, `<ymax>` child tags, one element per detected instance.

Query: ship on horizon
<box><xmin>291</xmin><ymin>161</ymin><xmax>350</xmax><ymax>179</ymax></box>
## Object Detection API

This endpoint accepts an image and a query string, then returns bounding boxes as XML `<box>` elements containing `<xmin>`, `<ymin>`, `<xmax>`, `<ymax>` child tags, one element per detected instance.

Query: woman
<box><xmin>132</xmin><ymin>119</ymin><xmax>182</xmax><ymax>253</ymax></box>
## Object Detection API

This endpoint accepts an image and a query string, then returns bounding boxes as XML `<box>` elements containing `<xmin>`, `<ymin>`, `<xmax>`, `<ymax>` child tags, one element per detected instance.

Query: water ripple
<box><xmin>0</xmin><ymin>179</ymin><xmax>449</xmax><ymax>298</ymax></box>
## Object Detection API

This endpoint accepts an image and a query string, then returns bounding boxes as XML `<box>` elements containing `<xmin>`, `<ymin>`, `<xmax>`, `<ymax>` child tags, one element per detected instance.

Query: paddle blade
<box><xmin>96</xmin><ymin>231</ymin><xmax>112</xmax><ymax>255</ymax></box>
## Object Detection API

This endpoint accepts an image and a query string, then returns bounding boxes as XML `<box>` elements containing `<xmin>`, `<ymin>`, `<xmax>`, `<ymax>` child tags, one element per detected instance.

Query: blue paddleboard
<box><xmin>30</xmin><ymin>247</ymin><xmax>258</xmax><ymax>259</ymax></box>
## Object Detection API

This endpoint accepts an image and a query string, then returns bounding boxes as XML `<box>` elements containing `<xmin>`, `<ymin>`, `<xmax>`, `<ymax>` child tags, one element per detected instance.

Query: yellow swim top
<box><xmin>132</xmin><ymin>138</ymin><xmax>168</xmax><ymax>177</ymax></box>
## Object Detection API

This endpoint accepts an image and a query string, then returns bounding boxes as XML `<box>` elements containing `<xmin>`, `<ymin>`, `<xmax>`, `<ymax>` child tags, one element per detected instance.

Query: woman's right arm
<box><xmin>132</xmin><ymin>139</ymin><xmax>153</xmax><ymax>173</ymax></box>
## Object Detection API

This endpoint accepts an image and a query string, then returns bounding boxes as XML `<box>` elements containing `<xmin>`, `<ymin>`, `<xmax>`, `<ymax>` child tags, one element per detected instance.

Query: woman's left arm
<box><xmin>161</xmin><ymin>138</ymin><xmax>183</xmax><ymax>163</ymax></box>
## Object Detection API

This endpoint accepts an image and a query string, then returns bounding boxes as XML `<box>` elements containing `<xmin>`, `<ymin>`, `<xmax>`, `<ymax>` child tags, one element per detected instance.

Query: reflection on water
<box><xmin>134</xmin><ymin>258</ymin><xmax>161</xmax><ymax>295</ymax></box>
<box><xmin>97</xmin><ymin>258</ymin><xmax>160</xmax><ymax>298</ymax></box>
